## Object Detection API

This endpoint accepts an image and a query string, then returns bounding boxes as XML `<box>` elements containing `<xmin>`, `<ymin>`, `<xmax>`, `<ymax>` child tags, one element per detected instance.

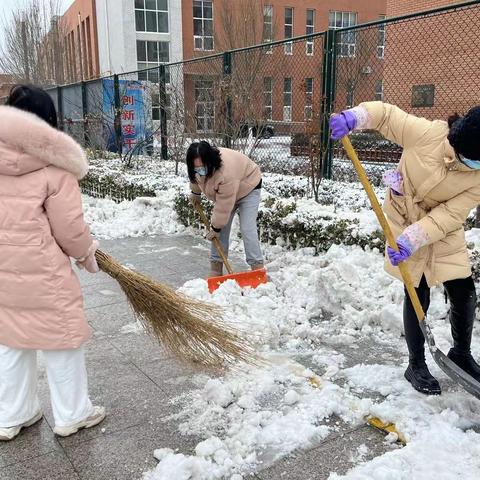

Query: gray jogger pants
<box><xmin>210</xmin><ymin>188</ymin><xmax>263</xmax><ymax>266</ymax></box>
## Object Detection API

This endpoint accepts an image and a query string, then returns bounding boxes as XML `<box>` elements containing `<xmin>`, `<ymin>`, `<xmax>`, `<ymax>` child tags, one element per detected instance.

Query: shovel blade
<box><xmin>432</xmin><ymin>349</ymin><xmax>480</xmax><ymax>400</ymax></box>
<box><xmin>419</xmin><ymin>319</ymin><xmax>480</xmax><ymax>399</ymax></box>
<box><xmin>207</xmin><ymin>268</ymin><xmax>268</xmax><ymax>293</ymax></box>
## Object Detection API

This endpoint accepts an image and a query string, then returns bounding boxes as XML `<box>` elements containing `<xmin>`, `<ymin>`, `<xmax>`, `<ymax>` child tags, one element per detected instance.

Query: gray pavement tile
<box><xmin>133</xmin><ymin>357</ymin><xmax>205</xmax><ymax>396</ymax></box>
<box><xmin>109</xmin><ymin>332</ymin><xmax>171</xmax><ymax>365</ymax></box>
<box><xmin>64</xmin><ymin>421</ymin><xmax>201</xmax><ymax>480</ymax></box>
<box><xmin>82</xmin><ymin>283</ymin><xmax>124</xmax><ymax>310</ymax></box>
<box><xmin>86</xmin><ymin>301</ymin><xmax>135</xmax><ymax>335</ymax></box>
<box><xmin>0</xmin><ymin>451</ymin><xmax>80</xmax><ymax>480</ymax></box>
<box><xmin>53</xmin><ymin>340</ymin><xmax>173</xmax><ymax>448</ymax></box>
<box><xmin>0</xmin><ymin>417</ymin><xmax>60</xmax><ymax>468</ymax></box>
<box><xmin>257</xmin><ymin>425</ymin><xmax>391</xmax><ymax>480</ymax></box>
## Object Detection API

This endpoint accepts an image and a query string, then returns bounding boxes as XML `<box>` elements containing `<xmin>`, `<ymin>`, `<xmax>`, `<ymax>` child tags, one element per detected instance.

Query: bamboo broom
<box><xmin>94</xmin><ymin>249</ymin><xmax>258</xmax><ymax>369</ymax></box>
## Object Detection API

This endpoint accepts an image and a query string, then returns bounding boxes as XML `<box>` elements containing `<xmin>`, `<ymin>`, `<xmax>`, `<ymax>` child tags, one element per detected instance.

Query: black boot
<box><xmin>447</xmin><ymin>349</ymin><xmax>480</xmax><ymax>383</ymax></box>
<box><xmin>404</xmin><ymin>360</ymin><xmax>441</xmax><ymax>395</ymax></box>
<box><xmin>444</xmin><ymin>276</ymin><xmax>480</xmax><ymax>382</ymax></box>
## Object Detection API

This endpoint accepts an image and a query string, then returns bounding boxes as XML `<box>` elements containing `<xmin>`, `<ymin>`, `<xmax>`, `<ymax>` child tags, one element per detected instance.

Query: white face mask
<box><xmin>194</xmin><ymin>166</ymin><xmax>207</xmax><ymax>177</ymax></box>
<box><xmin>459</xmin><ymin>155</ymin><xmax>480</xmax><ymax>170</ymax></box>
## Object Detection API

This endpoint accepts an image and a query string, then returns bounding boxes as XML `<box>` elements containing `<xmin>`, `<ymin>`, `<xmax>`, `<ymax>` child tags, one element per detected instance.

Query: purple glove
<box><xmin>330</xmin><ymin>110</ymin><xmax>358</xmax><ymax>140</ymax></box>
<box><xmin>387</xmin><ymin>235</ymin><xmax>413</xmax><ymax>266</ymax></box>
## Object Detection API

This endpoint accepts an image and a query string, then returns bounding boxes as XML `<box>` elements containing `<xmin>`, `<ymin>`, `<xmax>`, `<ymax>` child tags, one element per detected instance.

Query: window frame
<box><xmin>193</xmin><ymin>0</ymin><xmax>214</xmax><ymax>52</ymax></box>
<box><xmin>263</xmin><ymin>5</ymin><xmax>273</xmax><ymax>54</ymax></box>
<box><xmin>377</xmin><ymin>14</ymin><xmax>386</xmax><ymax>59</ymax></box>
<box><xmin>283</xmin><ymin>77</ymin><xmax>292</xmax><ymax>121</ymax></box>
<box><xmin>195</xmin><ymin>78</ymin><xmax>215</xmax><ymax>133</ymax></box>
<box><xmin>264</xmin><ymin>77</ymin><xmax>273</xmax><ymax>120</ymax></box>
<box><xmin>306</xmin><ymin>9</ymin><xmax>315</xmax><ymax>56</ymax></box>
<box><xmin>135</xmin><ymin>0</ymin><xmax>169</xmax><ymax>34</ymax></box>
<box><xmin>329</xmin><ymin>11</ymin><xmax>357</xmax><ymax>58</ymax></box>
<box><xmin>284</xmin><ymin>7</ymin><xmax>294</xmax><ymax>55</ymax></box>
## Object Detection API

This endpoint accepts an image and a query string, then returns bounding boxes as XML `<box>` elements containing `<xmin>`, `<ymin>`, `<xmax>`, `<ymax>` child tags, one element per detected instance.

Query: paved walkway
<box><xmin>0</xmin><ymin>234</ymin><xmax>394</xmax><ymax>480</ymax></box>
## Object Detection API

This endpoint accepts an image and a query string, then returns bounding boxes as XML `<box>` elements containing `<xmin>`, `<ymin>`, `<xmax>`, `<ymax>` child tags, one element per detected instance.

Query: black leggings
<box><xmin>404</xmin><ymin>275</ymin><xmax>477</xmax><ymax>361</ymax></box>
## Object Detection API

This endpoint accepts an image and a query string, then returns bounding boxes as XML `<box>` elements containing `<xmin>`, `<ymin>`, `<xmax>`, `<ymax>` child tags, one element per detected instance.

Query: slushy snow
<box><xmin>81</xmin><ymin>171</ymin><xmax>480</xmax><ymax>480</ymax></box>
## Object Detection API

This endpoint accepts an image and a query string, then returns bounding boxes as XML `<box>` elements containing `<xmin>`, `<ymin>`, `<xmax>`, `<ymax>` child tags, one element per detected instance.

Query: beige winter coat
<box><xmin>191</xmin><ymin>147</ymin><xmax>262</xmax><ymax>228</ymax></box>
<box><xmin>360</xmin><ymin>101</ymin><xmax>480</xmax><ymax>288</ymax></box>
<box><xmin>0</xmin><ymin>106</ymin><xmax>93</xmax><ymax>350</ymax></box>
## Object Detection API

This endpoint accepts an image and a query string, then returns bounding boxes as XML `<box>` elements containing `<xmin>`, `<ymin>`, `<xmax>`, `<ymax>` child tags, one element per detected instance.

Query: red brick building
<box><xmin>62</xmin><ymin>0</ymin><xmax>100</xmax><ymax>83</ymax></box>
<box><xmin>180</xmin><ymin>0</ymin><xmax>386</xmax><ymax>133</ymax></box>
<box><xmin>383</xmin><ymin>0</ymin><xmax>480</xmax><ymax>119</ymax></box>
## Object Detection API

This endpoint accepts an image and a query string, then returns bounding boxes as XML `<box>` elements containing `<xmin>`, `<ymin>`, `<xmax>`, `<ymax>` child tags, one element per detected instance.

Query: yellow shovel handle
<box><xmin>341</xmin><ymin>136</ymin><xmax>425</xmax><ymax>323</ymax></box>
<box><xmin>194</xmin><ymin>204</ymin><xmax>234</xmax><ymax>275</ymax></box>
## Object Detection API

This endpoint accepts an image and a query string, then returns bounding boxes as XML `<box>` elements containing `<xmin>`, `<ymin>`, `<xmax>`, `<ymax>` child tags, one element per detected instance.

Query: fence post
<box><xmin>223</xmin><ymin>51</ymin><xmax>233</xmax><ymax>148</ymax></box>
<box><xmin>57</xmin><ymin>85</ymin><xmax>64</xmax><ymax>131</ymax></box>
<box><xmin>81</xmin><ymin>81</ymin><xmax>88</xmax><ymax>147</ymax></box>
<box><xmin>113</xmin><ymin>74</ymin><xmax>122</xmax><ymax>156</ymax></box>
<box><xmin>321</xmin><ymin>29</ymin><xmax>337</xmax><ymax>179</ymax></box>
<box><xmin>159</xmin><ymin>64</ymin><xmax>169</xmax><ymax>160</ymax></box>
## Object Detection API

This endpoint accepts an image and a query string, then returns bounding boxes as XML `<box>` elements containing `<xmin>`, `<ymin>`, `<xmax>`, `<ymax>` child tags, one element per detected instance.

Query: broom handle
<box><xmin>194</xmin><ymin>204</ymin><xmax>235</xmax><ymax>275</ymax></box>
<box><xmin>341</xmin><ymin>136</ymin><xmax>426</xmax><ymax>323</ymax></box>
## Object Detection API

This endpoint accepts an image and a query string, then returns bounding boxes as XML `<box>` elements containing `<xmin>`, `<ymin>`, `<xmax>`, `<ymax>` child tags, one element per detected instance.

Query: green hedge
<box><xmin>80</xmin><ymin>172</ymin><xmax>156</xmax><ymax>202</ymax></box>
<box><xmin>174</xmin><ymin>193</ymin><xmax>385</xmax><ymax>254</ymax></box>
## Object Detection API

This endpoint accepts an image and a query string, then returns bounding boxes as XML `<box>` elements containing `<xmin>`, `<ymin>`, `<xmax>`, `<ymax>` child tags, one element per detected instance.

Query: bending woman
<box><xmin>187</xmin><ymin>141</ymin><xmax>264</xmax><ymax>277</ymax></box>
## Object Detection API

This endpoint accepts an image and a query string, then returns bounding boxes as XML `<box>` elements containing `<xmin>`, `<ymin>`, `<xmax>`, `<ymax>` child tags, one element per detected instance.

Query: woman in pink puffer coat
<box><xmin>0</xmin><ymin>85</ymin><xmax>105</xmax><ymax>441</ymax></box>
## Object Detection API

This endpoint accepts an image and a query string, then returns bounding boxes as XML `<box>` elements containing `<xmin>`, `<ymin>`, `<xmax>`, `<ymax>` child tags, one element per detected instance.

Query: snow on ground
<box><xmin>142</xmin><ymin>244</ymin><xmax>480</xmax><ymax>480</ymax></box>
<box><xmin>82</xmin><ymin>167</ymin><xmax>480</xmax><ymax>480</ymax></box>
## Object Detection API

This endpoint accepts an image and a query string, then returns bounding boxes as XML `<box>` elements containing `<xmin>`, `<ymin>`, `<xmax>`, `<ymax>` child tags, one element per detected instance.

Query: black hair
<box><xmin>447</xmin><ymin>113</ymin><xmax>461</xmax><ymax>128</ymax></box>
<box><xmin>186</xmin><ymin>141</ymin><xmax>223</xmax><ymax>183</ymax></box>
<box><xmin>5</xmin><ymin>84</ymin><xmax>58</xmax><ymax>128</ymax></box>
<box><xmin>447</xmin><ymin>106</ymin><xmax>480</xmax><ymax>160</ymax></box>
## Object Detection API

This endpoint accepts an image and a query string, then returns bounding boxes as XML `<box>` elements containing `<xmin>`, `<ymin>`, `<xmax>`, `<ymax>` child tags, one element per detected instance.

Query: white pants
<box><xmin>0</xmin><ymin>345</ymin><xmax>93</xmax><ymax>428</ymax></box>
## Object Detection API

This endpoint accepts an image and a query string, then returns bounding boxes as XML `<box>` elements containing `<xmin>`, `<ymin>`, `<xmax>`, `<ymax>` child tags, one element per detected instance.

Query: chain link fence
<box><xmin>10</xmin><ymin>0</ymin><xmax>480</xmax><ymax>188</ymax></box>
<box><xmin>331</xmin><ymin>0</ymin><xmax>480</xmax><ymax>184</ymax></box>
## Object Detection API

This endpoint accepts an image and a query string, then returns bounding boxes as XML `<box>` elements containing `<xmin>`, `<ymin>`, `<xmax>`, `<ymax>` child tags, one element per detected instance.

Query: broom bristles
<box><xmin>95</xmin><ymin>249</ymin><xmax>259</xmax><ymax>370</ymax></box>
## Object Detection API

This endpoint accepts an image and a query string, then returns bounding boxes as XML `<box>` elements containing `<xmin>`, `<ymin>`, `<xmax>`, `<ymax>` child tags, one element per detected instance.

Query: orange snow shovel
<box><xmin>194</xmin><ymin>204</ymin><xmax>268</xmax><ymax>293</ymax></box>
<box><xmin>342</xmin><ymin>135</ymin><xmax>480</xmax><ymax>400</ymax></box>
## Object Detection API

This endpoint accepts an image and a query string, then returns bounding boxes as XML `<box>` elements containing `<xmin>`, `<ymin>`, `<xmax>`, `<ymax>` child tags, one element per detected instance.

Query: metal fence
<box><xmin>39</xmin><ymin>0</ymin><xmax>480</xmax><ymax>185</ymax></box>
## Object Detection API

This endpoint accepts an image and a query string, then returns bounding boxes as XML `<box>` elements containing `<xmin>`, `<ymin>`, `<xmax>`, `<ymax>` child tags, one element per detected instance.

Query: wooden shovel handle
<box><xmin>341</xmin><ymin>136</ymin><xmax>425</xmax><ymax>323</ymax></box>
<box><xmin>194</xmin><ymin>204</ymin><xmax>234</xmax><ymax>275</ymax></box>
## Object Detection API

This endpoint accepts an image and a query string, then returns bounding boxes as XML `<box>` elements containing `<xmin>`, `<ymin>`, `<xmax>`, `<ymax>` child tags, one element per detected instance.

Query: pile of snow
<box><xmin>83</xmin><ymin>191</ymin><xmax>185</xmax><ymax>239</ymax></box>
<box><xmin>142</xmin><ymin>243</ymin><xmax>480</xmax><ymax>480</ymax></box>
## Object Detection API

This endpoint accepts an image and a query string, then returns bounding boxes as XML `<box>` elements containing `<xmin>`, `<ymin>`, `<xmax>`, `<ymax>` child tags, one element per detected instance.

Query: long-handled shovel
<box><xmin>342</xmin><ymin>135</ymin><xmax>480</xmax><ymax>400</ymax></box>
<box><xmin>194</xmin><ymin>204</ymin><xmax>268</xmax><ymax>293</ymax></box>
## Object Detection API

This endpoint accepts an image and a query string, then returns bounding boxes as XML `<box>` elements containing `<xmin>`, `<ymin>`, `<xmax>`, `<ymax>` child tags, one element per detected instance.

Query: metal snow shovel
<box><xmin>194</xmin><ymin>204</ymin><xmax>268</xmax><ymax>293</ymax></box>
<box><xmin>341</xmin><ymin>135</ymin><xmax>480</xmax><ymax>400</ymax></box>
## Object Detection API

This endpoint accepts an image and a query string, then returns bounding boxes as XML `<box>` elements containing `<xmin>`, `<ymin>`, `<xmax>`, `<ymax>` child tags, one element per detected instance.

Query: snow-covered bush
<box><xmin>174</xmin><ymin>193</ymin><xmax>385</xmax><ymax>254</ymax></box>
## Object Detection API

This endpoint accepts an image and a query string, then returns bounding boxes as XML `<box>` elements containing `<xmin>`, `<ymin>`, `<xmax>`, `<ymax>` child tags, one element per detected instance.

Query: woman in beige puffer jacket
<box><xmin>187</xmin><ymin>141</ymin><xmax>264</xmax><ymax>277</ymax></box>
<box><xmin>331</xmin><ymin>101</ymin><xmax>480</xmax><ymax>396</ymax></box>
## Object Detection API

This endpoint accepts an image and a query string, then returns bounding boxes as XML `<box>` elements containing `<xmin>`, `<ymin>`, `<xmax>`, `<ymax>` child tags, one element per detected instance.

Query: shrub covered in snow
<box><xmin>174</xmin><ymin>193</ymin><xmax>385</xmax><ymax>254</ymax></box>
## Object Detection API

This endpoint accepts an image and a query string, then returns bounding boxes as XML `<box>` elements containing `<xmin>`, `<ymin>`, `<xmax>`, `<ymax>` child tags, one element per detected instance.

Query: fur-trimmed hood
<box><xmin>0</xmin><ymin>105</ymin><xmax>88</xmax><ymax>179</ymax></box>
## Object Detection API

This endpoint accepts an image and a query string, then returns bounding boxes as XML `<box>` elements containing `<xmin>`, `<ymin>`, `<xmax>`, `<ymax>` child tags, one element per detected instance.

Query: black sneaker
<box><xmin>447</xmin><ymin>349</ymin><xmax>480</xmax><ymax>383</ymax></box>
<box><xmin>404</xmin><ymin>362</ymin><xmax>441</xmax><ymax>395</ymax></box>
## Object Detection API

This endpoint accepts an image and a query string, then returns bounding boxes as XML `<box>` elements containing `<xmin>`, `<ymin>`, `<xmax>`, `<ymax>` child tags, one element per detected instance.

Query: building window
<box><xmin>135</xmin><ymin>0</ymin><xmax>169</xmax><ymax>34</ymax></box>
<box><xmin>195</xmin><ymin>79</ymin><xmax>214</xmax><ymax>132</ymax></box>
<box><xmin>306</xmin><ymin>9</ymin><xmax>315</xmax><ymax>56</ymax></box>
<box><xmin>329</xmin><ymin>11</ymin><xmax>357</xmax><ymax>57</ymax></box>
<box><xmin>283</xmin><ymin>77</ymin><xmax>292</xmax><ymax>121</ymax></box>
<box><xmin>412</xmin><ymin>84</ymin><xmax>435</xmax><ymax>108</ymax></box>
<box><xmin>377</xmin><ymin>15</ymin><xmax>386</xmax><ymax>59</ymax></box>
<box><xmin>193</xmin><ymin>0</ymin><xmax>214</xmax><ymax>51</ymax></box>
<box><xmin>137</xmin><ymin>40</ymin><xmax>170</xmax><ymax>84</ymax></box>
<box><xmin>151</xmin><ymin>91</ymin><xmax>171</xmax><ymax>121</ymax></box>
<box><xmin>346</xmin><ymin>79</ymin><xmax>355</xmax><ymax>108</ymax></box>
<box><xmin>263</xmin><ymin>5</ymin><xmax>273</xmax><ymax>54</ymax></box>
<box><xmin>375</xmin><ymin>79</ymin><xmax>383</xmax><ymax>101</ymax></box>
<box><xmin>304</xmin><ymin>78</ymin><xmax>313</xmax><ymax>120</ymax></box>
<box><xmin>264</xmin><ymin>77</ymin><xmax>273</xmax><ymax>120</ymax></box>
<box><xmin>284</xmin><ymin>7</ymin><xmax>293</xmax><ymax>55</ymax></box>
